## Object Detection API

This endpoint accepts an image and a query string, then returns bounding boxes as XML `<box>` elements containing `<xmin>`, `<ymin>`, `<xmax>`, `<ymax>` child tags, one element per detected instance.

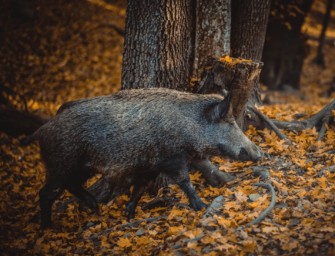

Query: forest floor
<box><xmin>1</xmin><ymin>0</ymin><xmax>335</xmax><ymax>255</ymax></box>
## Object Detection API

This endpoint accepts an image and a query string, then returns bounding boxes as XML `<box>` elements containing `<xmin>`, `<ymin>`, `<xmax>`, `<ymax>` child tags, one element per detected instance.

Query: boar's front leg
<box><xmin>67</xmin><ymin>184</ymin><xmax>99</xmax><ymax>214</ymax></box>
<box><xmin>190</xmin><ymin>158</ymin><xmax>234</xmax><ymax>187</ymax></box>
<box><xmin>126</xmin><ymin>173</ymin><xmax>157</xmax><ymax>220</ymax></box>
<box><xmin>159</xmin><ymin>154</ymin><xmax>207</xmax><ymax>211</ymax></box>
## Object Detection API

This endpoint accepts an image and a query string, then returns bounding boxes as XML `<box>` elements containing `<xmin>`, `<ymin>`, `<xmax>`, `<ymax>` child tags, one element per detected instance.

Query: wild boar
<box><xmin>37</xmin><ymin>88</ymin><xmax>262</xmax><ymax>228</ymax></box>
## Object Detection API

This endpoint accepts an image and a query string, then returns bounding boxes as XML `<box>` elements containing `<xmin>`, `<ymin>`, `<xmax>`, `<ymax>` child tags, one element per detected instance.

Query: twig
<box><xmin>317</xmin><ymin>165</ymin><xmax>335</xmax><ymax>177</ymax></box>
<box><xmin>248</xmin><ymin>182</ymin><xmax>276</xmax><ymax>226</ymax></box>
<box><xmin>202</xmin><ymin>196</ymin><xmax>224</xmax><ymax>219</ymax></box>
<box><xmin>249</xmin><ymin>106</ymin><xmax>290</xmax><ymax>142</ymax></box>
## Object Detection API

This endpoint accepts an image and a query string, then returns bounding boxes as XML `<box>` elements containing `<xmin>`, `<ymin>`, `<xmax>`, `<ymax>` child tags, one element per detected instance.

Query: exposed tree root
<box><xmin>273</xmin><ymin>99</ymin><xmax>335</xmax><ymax>131</ymax></box>
<box><xmin>248</xmin><ymin>182</ymin><xmax>276</xmax><ymax>226</ymax></box>
<box><xmin>248</xmin><ymin>99</ymin><xmax>335</xmax><ymax>141</ymax></box>
<box><xmin>249</xmin><ymin>106</ymin><xmax>289</xmax><ymax>141</ymax></box>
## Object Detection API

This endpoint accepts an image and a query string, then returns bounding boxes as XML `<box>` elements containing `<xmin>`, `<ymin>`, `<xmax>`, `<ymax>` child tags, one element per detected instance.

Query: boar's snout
<box><xmin>238</xmin><ymin>144</ymin><xmax>263</xmax><ymax>162</ymax></box>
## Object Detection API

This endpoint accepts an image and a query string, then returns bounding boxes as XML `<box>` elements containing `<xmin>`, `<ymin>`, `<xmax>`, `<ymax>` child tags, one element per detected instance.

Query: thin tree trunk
<box><xmin>260</xmin><ymin>0</ymin><xmax>313</xmax><ymax>90</ymax></box>
<box><xmin>231</xmin><ymin>0</ymin><xmax>271</xmax><ymax>61</ymax></box>
<box><xmin>121</xmin><ymin>0</ymin><xmax>195</xmax><ymax>90</ymax></box>
<box><xmin>193</xmin><ymin>0</ymin><xmax>231</xmax><ymax>77</ymax></box>
<box><xmin>315</xmin><ymin>0</ymin><xmax>334</xmax><ymax>67</ymax></box>
<box><xmin>231</xmin><ymin>0</ymin><xmax>271</xmax><ymax>106</ymax></box>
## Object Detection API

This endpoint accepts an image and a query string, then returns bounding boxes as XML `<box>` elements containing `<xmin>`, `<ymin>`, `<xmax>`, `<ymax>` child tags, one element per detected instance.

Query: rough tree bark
<box><xmin>121</xmin><ymin>0</ymin><xmax>195</xmax><ymax>90</ymax></box>
<box><xmin>260</xmin><ymin>0</ymin><xmax>314</xmax><ymax>90</ymax></box>
<box><xmin>192</xmin><ymin>0</ymin><xmax>231</xmax><ymax>77</ymax></box>
<box><xmin>231</xmin><ymin>0</ymin><xmax>272</xmax><ymax>106</ymax></box>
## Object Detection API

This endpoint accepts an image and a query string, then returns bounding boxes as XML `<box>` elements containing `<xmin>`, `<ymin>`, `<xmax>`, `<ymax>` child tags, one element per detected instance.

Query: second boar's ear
<box><xmin>206</xmin><ymin>93</ymin><xmax>232</xmax><ymax>122</ymax></box>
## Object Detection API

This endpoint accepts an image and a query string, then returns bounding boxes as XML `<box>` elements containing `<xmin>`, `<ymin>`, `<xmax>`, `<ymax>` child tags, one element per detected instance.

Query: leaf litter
<box><xmin>0</xmin><ymin>0</ymin><xmax>335</xmax><ymax>255</ymax></box>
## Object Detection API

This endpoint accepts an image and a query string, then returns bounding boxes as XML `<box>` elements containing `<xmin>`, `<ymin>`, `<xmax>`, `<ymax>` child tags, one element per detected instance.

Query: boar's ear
<box><xmin>206</xmin><ymin>93</ymin><xmax>232</xmax><ymax>122</ymax></box>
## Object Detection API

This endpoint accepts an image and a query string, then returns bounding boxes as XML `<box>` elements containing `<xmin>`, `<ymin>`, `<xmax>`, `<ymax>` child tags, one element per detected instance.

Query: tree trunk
<box><xmin>121</xmin><ymin>0</ymin><xmax>195</xmax><ymax>90</ymax></box>
<box><xmin>314</xmin><ymin>0</ymin><xmax>334</xmax><ymax>67</ymax></box>
<box><xmin>260</xmin><ymin>0</ymin><xmax>313</xmax><ymax>90</ymax></box>
<box><xmin>231</xmin><ymin>0</ymin><xmax>271</xmax><ymax>106</ymax></box>
<box><xmin>231</xmin><ymin>0</ymin><xmax>271</xmax><ymax>61</ymax></box>
<box><xmin>193</xmin><ymin>0</ymin><xmax>231</xmax><ymax>77</ymax></box>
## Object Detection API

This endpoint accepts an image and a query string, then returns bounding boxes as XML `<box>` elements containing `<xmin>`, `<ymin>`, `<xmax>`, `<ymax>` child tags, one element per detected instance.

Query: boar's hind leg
<box><xmin>39</xmin><ymin>181</ymin><xmax>64</xmax><ymax>229</ymax></box>
<box><xmin>191</xmin><ymin>158</ymin><xmax>234</xmax><ymax>187</ymax></box>
<box><xmin>67</xmin><ymin>184</ymin><xmax>99</xmax><ymax>214</ymax></box>
<box><xmin>160</xmin><ymin>154</ymin><xmax>207</xmax><ymax>211</ymax></box>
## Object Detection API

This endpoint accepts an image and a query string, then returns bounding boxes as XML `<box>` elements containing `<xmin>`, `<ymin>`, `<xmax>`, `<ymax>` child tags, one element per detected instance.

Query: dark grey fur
<box><xmin>37</xmin><ymin>88</ymin><xmax>262</xmax><ymax>228</ymax></box>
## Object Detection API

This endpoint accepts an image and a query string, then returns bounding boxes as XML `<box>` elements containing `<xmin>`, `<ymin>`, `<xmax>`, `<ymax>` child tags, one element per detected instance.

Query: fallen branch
<box><xmin>248</xmin><ymin>182</ymin><xmax>276</xmax><ymax>226</ymax></box>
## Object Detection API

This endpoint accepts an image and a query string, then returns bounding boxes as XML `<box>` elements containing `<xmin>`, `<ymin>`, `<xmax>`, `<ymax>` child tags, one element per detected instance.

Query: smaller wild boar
<box><xmin>37</xmin><ymin>88</ymin><xmax>263</xmax><ymax>228</ymax></box>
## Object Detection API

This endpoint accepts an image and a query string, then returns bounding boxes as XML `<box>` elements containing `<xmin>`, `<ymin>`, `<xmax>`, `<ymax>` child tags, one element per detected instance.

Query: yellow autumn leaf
<box><xmin>136</xmin><ymin>236</ymin><xmax>152</xmax><ymax>246</ymax></box>
<box><xmin>183</xmin><ymin>228</ymin><xmax>203</xmax><ymax>239</ymax></box>
<box><xmin>242</xmin><ymin>239</ymin><xmax>257</xmax><ymax>253</ymax></box>
<box><xmin>201</xmin><ymin>235</ymin><xmax>215</xmax><ymax>244</ymax></box>
<box><xmin>168</xmin><ymin>225</ymin><xmax>185</xmax><ymax>236</ymax></box>
<box><xmin>117</xmin><ymin>237</ymin><xmax>132</xmax><ymax>248</ymax></box>
<box><xmin>167</xmin><ymin>207</ymin><xmax>186</xmax><ymax>220</ymax></box>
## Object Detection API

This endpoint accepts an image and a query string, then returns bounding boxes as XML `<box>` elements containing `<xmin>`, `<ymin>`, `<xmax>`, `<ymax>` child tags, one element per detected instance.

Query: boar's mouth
<box><xmin>238</xmin><ymin>147</ymin><xmax>262</xmax><ymax>162</ymax></box>
<box><xmin>218</xmin><ymin>144</ymin><xmax>261</xmax><ymax>162</ymax></box>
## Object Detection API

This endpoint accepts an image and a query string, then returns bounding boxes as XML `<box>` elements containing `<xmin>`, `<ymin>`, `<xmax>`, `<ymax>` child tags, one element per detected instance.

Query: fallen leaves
<box><xmin>1</xmin><ymin>0</ymin><xmax>335</xmax><ymax>255</ymax></box>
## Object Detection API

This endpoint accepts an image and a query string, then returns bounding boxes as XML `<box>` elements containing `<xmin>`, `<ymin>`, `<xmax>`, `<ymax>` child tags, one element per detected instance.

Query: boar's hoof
<box><xmin>206</xmin><ymin>172</ymin><xmax>234</xmax><ymax>187</ymax></box>
<box><xmin>125</xmin><ymin>202</ymin><xmax>136</xmax><ymax>221</ymax></box>
<box><xmin>190</xmin><ymin>199</ymin><xmax>207</xmax><ymax>211</ymax></box>
<box><xmin>87</xmin><ymin>200</ymin><xmax>100</xmax><ymax>215</ymax></box>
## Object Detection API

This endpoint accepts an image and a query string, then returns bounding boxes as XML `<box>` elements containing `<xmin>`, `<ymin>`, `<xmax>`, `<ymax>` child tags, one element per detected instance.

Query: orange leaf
<box><xmin>117</xmin><ymin>237</ymin><xmax>132</xmax><ymax>248</ymax></box>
